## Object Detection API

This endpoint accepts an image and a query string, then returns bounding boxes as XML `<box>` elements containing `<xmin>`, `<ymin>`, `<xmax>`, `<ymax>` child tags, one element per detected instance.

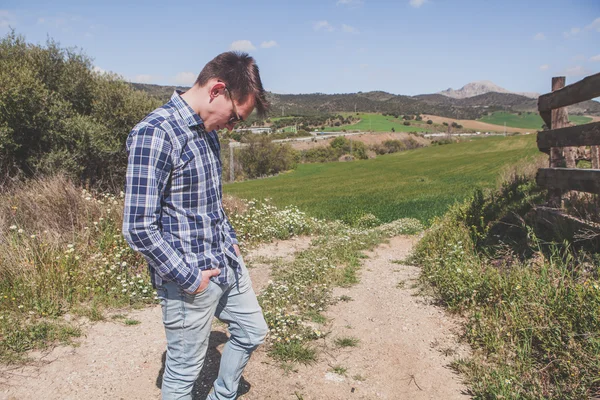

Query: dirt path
<box><xmin>0</xmin><ymin>236</ymin><xmax>469</xmax><ymax>400</ymax></box>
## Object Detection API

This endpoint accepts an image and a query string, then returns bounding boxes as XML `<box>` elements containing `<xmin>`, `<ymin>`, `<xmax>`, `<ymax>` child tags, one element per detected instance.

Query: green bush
<box><xmin>0</xmin><ymin>31</ymin><xmax>161</xmax><ymax>189</ymax></box>
<box><xmin>238</xmin><ymin>135</ymin><xmax>298</xmax><ymax>178</ymax></box>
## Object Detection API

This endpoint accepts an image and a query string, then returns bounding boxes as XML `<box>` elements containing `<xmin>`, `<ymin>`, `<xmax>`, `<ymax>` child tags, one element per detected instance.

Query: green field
<box><xmin>225</xmin><ymin>135</ymin><xmax>541</xmax><ymax>224</ymax></box>
<box><xmin>323</xmin><ymin>113</ymin><xmax>437</xmax><ymax>133</ymax></box>
<box><xmin>478</xmin><ymin>111</ymin><xmax>592</xmax><ymax>129</ymax></box>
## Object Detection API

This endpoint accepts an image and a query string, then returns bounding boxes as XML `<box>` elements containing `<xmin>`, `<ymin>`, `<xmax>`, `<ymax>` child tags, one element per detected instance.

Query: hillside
<box><xmin>225</xmin><ymin>135</ymin><xmax>541</xmax><ymax>224</ymax></box>
<box><xmin>131</xmin><ymin>83</ymin><xmax>600</xmax><ymax>120</ymax></box>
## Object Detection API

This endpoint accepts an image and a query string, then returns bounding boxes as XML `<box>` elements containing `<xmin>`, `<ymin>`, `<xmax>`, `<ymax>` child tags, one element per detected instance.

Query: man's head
<box><xmin>187</xmin><ymin>51</ymin><xmax>269</xmax><ymax>132</ymax></box>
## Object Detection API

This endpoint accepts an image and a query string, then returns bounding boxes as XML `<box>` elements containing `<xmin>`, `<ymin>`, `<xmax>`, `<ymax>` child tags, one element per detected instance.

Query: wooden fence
<box><xmin>535</xmin><ymin>72</ymin><xmax>600</xmax><ymax>236</ymax></box>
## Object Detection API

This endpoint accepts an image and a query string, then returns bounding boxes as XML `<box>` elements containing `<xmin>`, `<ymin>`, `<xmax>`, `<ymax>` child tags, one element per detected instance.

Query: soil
<box><xmin>0</xmin><ymin>236</ymin><xmax>470</xmax><ymax>400</ymax></box>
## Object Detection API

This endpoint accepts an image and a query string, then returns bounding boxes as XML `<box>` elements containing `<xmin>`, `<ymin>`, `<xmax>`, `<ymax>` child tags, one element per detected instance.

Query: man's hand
<box><xmin>233</xmin><ymin>244</ymin><xmax>241</xmax><ymax>257</ymax></box>
<box><xmin>193</xmin><ymin>268</ymin><xmax>221</xmax><ymax>294</ymax></box>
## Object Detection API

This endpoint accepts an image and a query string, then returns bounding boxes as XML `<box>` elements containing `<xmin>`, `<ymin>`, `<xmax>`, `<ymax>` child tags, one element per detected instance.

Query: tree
<box><xmin>427</xmin><ymin>120</ymin><xmax>433</xmax><ymax>125</ymax></box>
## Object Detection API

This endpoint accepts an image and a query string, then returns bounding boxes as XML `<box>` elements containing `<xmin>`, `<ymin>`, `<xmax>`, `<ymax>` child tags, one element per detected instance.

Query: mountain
<box><xmin>439</xmin><ymin>81</ymin><xmax>539</xmax><ymax>99</ymax></box>
<box><xmin>130</xmin><ymin>83</ymin><xmax>600</xmax><ymax>119</ymax></box>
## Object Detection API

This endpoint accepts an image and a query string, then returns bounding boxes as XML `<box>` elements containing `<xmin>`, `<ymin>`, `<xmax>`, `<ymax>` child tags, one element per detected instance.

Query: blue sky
<box><xmin>1</xmin><ymin>0</ymin><xmax>599</xmax><ymax>96</ymax></box>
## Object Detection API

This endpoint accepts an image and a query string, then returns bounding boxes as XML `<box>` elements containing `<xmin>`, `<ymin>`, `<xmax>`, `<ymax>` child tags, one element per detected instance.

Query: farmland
<box><xmin>225</xmin><ymin>134</ymin><xmax>541</xmax><ymax>224</ymax></box>
<box><xmin>478</xmin><ymin>111</ymin><xmax>592</xmax><ymax>129</ymax></box>
<box><xmin>319</xmin><ymin>113</ymin><xmax>438</xmax><ymax>133</ymax></box>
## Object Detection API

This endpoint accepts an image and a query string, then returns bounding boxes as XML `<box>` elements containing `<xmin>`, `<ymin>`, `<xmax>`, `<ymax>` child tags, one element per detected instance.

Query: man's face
<box><xmin>206</xmin><ymin>85</ymin><xmax>255</xmax><ymax>132</ymax></box>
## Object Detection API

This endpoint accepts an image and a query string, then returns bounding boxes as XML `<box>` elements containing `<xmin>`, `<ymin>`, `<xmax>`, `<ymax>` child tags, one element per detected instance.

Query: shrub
<box><xmin>238</xmin><ymin>136</ymin><xmax>298</xmax><ymax>178</ymax></box>
<box><xmin>0</xmin><ymin>31</ymin><xmax>161</xmax><ymax>189</ymax></box>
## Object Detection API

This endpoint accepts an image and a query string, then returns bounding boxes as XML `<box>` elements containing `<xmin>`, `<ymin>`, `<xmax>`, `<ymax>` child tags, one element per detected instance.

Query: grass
<box><xmin>322</xmin><ymin>113</ymin><xmax>439</xmax><ymax>133</ymax></box>
<box><xmin>479</xmin><ymin>111</ymin><xmax>592</xmax><ymax>130</ymax></box>
<box><xmin>412</xmin><ymin>175</ymin><xmax>600</xmax><ymax>399</ymax></box>
<box><xmin>334</xmin><ymin>336</ymin><xmax>360</xmax><ymax>348</ymax></box>
<box><xmin>330</xmin><ymin>365</ymin><xmax>347</xmax><ymax>375</ymax></box>
<box><xmin>225</xmin><ymin>135</ymin><xmax>542</xmax><ymax>225</ymax></box>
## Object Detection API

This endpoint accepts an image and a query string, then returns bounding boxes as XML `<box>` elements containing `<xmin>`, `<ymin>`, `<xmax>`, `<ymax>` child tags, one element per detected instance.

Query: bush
<box><xmin>0</xmin><ymin>31</ymin><xmax>161</xmax><ymax>189</ymax></box>
<box><xmin>238</xmin><ymin>136</ymin><xmax>298</xmax><ymax>178</ymax></box>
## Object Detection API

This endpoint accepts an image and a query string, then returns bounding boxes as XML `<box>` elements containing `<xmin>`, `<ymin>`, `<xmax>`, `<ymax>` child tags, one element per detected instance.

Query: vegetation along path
<box><xmin>0</xmin><ymin>236</ymin><xmax>469</xmax><ymax>400</ymax></box>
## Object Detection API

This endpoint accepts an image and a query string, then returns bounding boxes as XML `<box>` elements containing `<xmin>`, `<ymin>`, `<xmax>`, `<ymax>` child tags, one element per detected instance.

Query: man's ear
<box><xmin>209</xmin><ymin>81</ymin><xmax>227</xmax><ymax>99</ymax></box>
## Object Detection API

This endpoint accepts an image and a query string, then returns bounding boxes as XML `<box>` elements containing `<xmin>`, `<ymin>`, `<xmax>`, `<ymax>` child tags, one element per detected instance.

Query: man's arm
<box><xmin>122</xmin><ymin>125</ymin><xmax>204</xmax><ymax>293</ymax></box>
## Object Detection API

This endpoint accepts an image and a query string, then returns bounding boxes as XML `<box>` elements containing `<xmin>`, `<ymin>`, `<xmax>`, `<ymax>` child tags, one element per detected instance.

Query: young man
<box><xmin>122</xmin><ymin>52</ymin><xmax>270</xmax><ymax>400</ymax></box>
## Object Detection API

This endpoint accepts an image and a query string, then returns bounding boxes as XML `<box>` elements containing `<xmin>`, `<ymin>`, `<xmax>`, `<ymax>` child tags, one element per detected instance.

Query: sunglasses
<box><xmin>224</xmin><ymin>86</ymin><xmax>243</xmax><ymax>125</ymax></box>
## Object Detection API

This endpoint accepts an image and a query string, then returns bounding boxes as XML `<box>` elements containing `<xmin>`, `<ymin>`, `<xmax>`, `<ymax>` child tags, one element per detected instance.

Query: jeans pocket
<box><xmin>156</xmin><ymin>286</ymin><xmax>169</xmax><ymax>322</ymax></box>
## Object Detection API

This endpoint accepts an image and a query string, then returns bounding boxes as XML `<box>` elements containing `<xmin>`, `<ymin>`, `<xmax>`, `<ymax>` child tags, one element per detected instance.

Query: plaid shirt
<box><xmin>123</xmin><ymin>91</ymin><xmax>240</xmax><ymax>293</ymax></box>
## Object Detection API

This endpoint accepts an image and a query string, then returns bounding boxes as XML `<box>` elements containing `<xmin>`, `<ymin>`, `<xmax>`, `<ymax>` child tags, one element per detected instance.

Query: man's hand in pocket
<box><xmin>193</xmin><ymin>268</ymin><xmax>221</xmax><ymax>294</ymax></box>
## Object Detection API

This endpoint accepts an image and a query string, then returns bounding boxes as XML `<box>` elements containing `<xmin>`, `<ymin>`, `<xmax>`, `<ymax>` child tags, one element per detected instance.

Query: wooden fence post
<box><xmin>592</xmin><ymin>145</ymin><xmax>600</xmax><ymax>169</ymax></box>
<box><xmin>549</xmin><ymin>77</ymin><xmax>569</xmax><ymax>207</ymax></box>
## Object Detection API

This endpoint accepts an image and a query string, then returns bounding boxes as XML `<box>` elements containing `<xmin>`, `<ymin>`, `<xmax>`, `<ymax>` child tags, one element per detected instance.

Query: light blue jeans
<box><xmin>156</xmin><ymin>258</ymin><xmax>268</xmax><ymax>400</ymax></box>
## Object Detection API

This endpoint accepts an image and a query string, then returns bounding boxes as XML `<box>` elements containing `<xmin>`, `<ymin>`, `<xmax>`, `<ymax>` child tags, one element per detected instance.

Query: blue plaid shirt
<box><xmin>123</xmin><ymin>91</ymin><xmax>240</xmax><ymax>293</ymax></box>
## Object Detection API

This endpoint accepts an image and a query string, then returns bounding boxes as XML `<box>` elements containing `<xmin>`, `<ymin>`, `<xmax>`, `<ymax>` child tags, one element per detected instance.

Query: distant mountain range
<box><xmin>438</xmin><ymin>81</ymin><xmax>539</xmax><ymax>99</ymax></box>
<box><xmin>131</xmin><ymin>81</ymin><xmax>600</xmax><ymax>120</ymax></box>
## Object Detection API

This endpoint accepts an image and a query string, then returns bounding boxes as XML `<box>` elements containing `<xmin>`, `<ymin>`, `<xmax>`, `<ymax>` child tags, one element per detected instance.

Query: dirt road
<box><xmin>0</xmin><ymin>236</ymin><xmax>469</xmax><ymax>400</ymax></box>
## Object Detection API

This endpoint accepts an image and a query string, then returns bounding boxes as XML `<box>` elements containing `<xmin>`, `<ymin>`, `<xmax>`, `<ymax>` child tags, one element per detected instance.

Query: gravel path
<box><xmin>0</xmin><ymin>235</ymin><xmax>470</xmax><ymax>400</ymax></box>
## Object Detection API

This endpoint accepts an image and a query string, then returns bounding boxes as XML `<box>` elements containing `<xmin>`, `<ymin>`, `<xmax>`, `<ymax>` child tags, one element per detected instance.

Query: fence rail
<box><xmin>535</xmin><ymin>73</ymin><xmax>600</xmax><ymax>237</ymax></box>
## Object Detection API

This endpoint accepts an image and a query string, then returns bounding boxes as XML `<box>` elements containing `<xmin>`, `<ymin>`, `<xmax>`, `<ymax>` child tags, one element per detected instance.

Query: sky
<box><xmin>1</xmin><ymin>0</ymin><xmax>599</xmax><ymax>96</ymax></box>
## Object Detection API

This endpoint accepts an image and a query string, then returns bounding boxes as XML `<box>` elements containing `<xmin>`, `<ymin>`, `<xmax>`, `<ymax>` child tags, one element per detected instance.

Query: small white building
<box><xmin>235</xmin><ymin>127</ymin><xmax>272</xmax><ymax>134</ymax></box>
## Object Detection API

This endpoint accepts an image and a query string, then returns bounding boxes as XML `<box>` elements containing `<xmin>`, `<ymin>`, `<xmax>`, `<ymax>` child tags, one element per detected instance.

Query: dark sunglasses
<box><xmin>224</xmin><ymin>87</ymin><xmax>243</xmax><ymax>125</ymax></box>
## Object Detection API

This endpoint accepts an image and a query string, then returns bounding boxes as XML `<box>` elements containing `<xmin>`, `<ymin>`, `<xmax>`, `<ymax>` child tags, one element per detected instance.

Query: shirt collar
<box><xmin>171</xmin><ymin>90</ymin><xmax>205</xmax><ymax>128</ymax></box>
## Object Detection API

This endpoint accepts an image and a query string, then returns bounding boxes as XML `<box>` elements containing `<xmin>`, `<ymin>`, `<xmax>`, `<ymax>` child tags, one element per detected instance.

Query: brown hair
<box><xmin>196</xmin><ymin>51</ymin><xmax>270</xmax><ymax>117</ymax></box>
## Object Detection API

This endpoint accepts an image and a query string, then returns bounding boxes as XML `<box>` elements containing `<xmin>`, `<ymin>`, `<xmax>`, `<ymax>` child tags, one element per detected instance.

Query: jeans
<box><xmin>156</xmin><ymin>258</ymin><xmax>268</xmax><ymax>400</ymax></box>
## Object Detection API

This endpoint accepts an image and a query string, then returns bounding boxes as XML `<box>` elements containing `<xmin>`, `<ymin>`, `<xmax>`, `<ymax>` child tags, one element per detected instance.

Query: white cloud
<box><xmin>590</xmin><ymin>54</ymin><xmax>600</xmax><ymax>62</ymax></box>
<box><xmin>314</xmin><ymin>20</ymin><xmax>334</xmax><ymax>32</ymax></box>
<box><xmin>342</xmin><ymin>24</ymin><xmax>359</xmax><ymax>34</ymax></box>
<box><xmin>0</xmin><ymin>10</ymin><xmax>16</xmax><ymax>28</ymax></box>
<box><xmin>563</xmin><ymin>27</ymin><xmax>581</xmax><ymax>38</ymax></box>
<box><xmin>92</xmin><ymin>66</ymin><xmax>106</xmax><ymax>74</ymax></box>
<box><xmin>533</xmin><ymin>32</ymin><xmax>545</xmax><ymax>41</ymax></box>
<box><xmin>409</xmin><ymin>0</ymin><xmax>427</xmax><ymax>8</ymax></box>
<box><xmin>562</xmin><ymin>65</ymin><xmax>591</xmax><ymax>77</ymax></box>
<box><xmin>174</xmin><ymin>72</ymin><xmax>196</xmax><ymax>86</ymax></box>
<box><xmin>539</xmin><ymin>64</ymin><xmax>550</xmax><ymax>71</ymax></box>
<box><xmin>336</xmin><ymin>0</ymin><xmax>364</xmax><ymax>6</ymax></box>
<box><xmin>260</xmin><ymin>40</ymin><xmax>278</xmax><ymax>48</ymax></box>
<box><xmin>134</xmin><ymin>74</ymin><xmax>155</xmax><ymax>84</ymax></box>
<box><xmin>229</xmin><ymin>40</ymin><xmax>256</xmax><ymax>51</ymax></box>
<box><xmin>585</xmin><ymin>17</ymin><xmax>600</xmax><ymax>32</ymax></box>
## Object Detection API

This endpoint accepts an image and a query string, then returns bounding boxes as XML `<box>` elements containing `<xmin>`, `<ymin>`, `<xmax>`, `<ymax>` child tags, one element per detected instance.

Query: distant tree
<box><xmin>442</xmin><ymin>122</ymin><xmax>448</xmax><ymax>126</ymax></box>
<box><xmin>403</xmin><ymin>121</ymin><xmax>410</xmax><ymax>126</ymax></box>
<box><xmin>427</xmin><ymin>120</ymin><xmax>433</xmax><ymax>125</ymax></box>
<box><xmin>391</xmin><ymin>127</ymin><xmax>395</xmax><ymax>132</ymax></box>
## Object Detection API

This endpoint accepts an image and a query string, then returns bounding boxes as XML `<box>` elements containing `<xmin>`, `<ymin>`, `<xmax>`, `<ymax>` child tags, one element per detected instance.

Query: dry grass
<box><xmin>0</xmin><ymin>175</ymin><xmax>111</xmax><ymax>244</ymax></box>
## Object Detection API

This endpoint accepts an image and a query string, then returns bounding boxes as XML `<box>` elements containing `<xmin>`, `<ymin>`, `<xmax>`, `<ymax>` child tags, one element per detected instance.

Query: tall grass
<box><xmin>0</xmin><ymin>176</ymin><xmax>154</xmax><ymax>362</ymax></box>
<box><xmin>0</xmin><ymin>177</ymin><xmax>343</xmax><ymax>363</ymax></box>
<box><xmin>411</xmin><ymin>174</ymin><xmax>600</xmax><ymax>399</ymax></box>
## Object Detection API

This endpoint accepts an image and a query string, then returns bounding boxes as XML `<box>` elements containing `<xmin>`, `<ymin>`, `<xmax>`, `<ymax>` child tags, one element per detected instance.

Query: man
<box><xmin>122</xmin><ymin>51</ymin><xmax>270</xmax><ymax>400</ymax></box>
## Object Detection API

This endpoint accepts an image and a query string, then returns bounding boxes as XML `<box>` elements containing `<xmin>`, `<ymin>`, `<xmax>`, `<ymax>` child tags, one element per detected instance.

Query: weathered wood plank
<box><xmin>548</xmin><ymin>78</ymin><xmax>568</xmax><ymax>205</ymax></box>
<box><xmin>537</xmin><ymin>121</ymin><xmax>600</xmax><ymax>150</ymax></box>
<box><xmin>535</xmin><ymin>206</ymin><xmax>600</xmax><ymax>242</ymax></box>
<box><xmin>593</xmin><ymin>146</ymin><xmax>600</xmax><ymax>169</ymax></box>
<box><xmin>538</xmin><ymin>72</ymin><xmax>600</xmax><ymax>113</ymax></box>
<box><xmin>537</xmin><ymin>168</ymin><xmax>600</xmax><ymax>194</ymax></box>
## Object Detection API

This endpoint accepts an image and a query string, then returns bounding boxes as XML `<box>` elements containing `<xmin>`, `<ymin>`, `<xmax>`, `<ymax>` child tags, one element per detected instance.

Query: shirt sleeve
<box><xmin>223</xmin><ymin>213</ymin><xmax>239</xmax><ymax>245</ymax></box>
<box><xmin>122</xmin><ymin>125</ymin><xmax>202</xmax><ymax>293</ymax></box>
